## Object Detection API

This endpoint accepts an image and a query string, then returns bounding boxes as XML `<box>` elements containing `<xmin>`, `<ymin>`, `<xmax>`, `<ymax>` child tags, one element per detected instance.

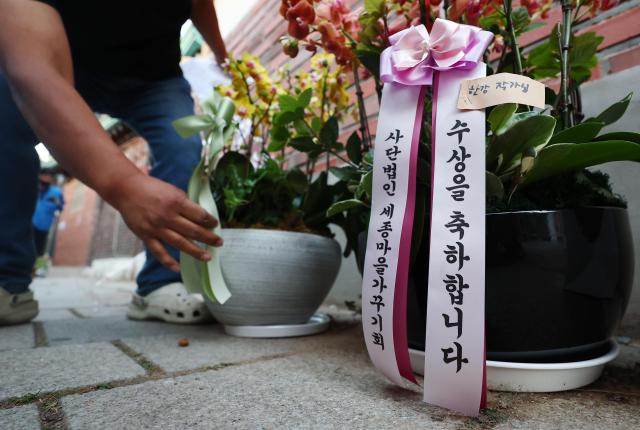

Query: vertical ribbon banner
<box><xmin>173</xmin><ymin>92</ymin><xmax>236</xmax><ymax>305</ymax></box>
<box><xmin>361</xmin><ymin>19</ymin><xmax>492</xmax><ymax>415</ymax></box>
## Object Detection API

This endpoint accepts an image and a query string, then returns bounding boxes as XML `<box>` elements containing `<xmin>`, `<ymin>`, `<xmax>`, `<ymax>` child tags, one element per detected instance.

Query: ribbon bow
<box><xmin>173</xmin><ymin>92</ymin><xmax>236</xmax><ymax>304</ymax></box>
<box><xmin>380</xmin><ymin>19</ymin><xmax>493</xmax><ymax>86</ymax></box>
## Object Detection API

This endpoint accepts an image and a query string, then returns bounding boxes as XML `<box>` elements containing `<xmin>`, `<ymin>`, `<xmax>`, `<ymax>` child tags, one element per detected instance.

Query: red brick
<box><xmin>577</xmin><ymin>6</ymin><xmax>640</xmax><ymax>50</ymax></box>
<box><xmin>608</xmin><ymin>43</ymin><xmax>640</xmax><ymax>73</ymax></box>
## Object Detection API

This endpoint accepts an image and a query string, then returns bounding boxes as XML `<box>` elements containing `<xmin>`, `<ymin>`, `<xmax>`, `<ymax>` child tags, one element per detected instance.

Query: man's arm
<box><xmin>0</xmin><ymin>0</ymin><xmax>221</xmax><ymax>271</ymax></box>
<box><xmin>191</xmin><ymin>0</ymin><xmax>228</xmax><ymax>64</ymax></box>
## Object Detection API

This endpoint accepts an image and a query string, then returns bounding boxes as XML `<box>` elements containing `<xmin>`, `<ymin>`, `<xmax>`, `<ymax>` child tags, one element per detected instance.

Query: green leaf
<box><xmin>320</xmin><ymin>116</ymin><xmax>339</xmax><ymax>149</ymax></box>
<box><xmin>267</xmin><ymin>139</ymin><xmax>286</xmax><ymax>152</ymax></box>
<box><xmin>486</xmin><ymin>171</ymin><xmax>505</xmax><ymax>201</ymax></box>
<box><xmin>357</xmin><ymin>170</ymin><xmax>373</xmax><ymax>199</ymax></box>
<box><xmin>527</xmin><ymin>44</ymin><xmax>558</xmax><ymax>80</ymax></box>
<box><xmin>346</xmin><ymin>132</ymin><xmax>363</xmax><ymax>164</ymax></box>
<box><xmin>487</xmin><ymin>115</ymin><xmax>556</xmax><ymax>172</ymax></box>
<box><xmin>519</xmin><ymin>146</ymin><xmax>536</xmax><ymax>177</ymax></box>
<box><xmin>302</xmin><ymin>172</ymin><xmax>333</xmax><ymax>227</ymax></box>
<box><xmin>525</xmin><ymin>22</ymin><xmax>546</xmax><ymax>32</ymax></box>
<box><xmin>270</xmin><ymin>125</ymin><xmax>290</xmax><ymax>143</ymax></box>
<box><xmin>330</xmin><ymin>140</ymin><xmax>343</xmax><ymax>152</ymax></box>
<box><xmin>285</xmin><ymin>169</ymin><xmax>308</xmax><ymax>194</ymax></box>
<box><xmin>527</xmin><ymin>28</ymin><xmax>604</xmax><ymax>83</ymax></box>
<box><xmin>294</xmin><ymin>119</ymin><xmax>312</xmax><ymax>136</ymax></box>
<box><xmin>289</xmin><ymin>136</ymin><xmax>318</xmax><ymax>152</ymax></box>
<box><xmin>594</xmin><ymin>131</ymin><xmax>640</xmax><ymax>144</ymax></box>
<box><xmin>478</xmin><ymin>11</ymin><xmax>504</xmax><ymax>32</ymax></box>
<box><xmin>273</xmin><ymin>110</ymin><xmax>297</xmax><ymax>126</ymax></box>
<box><xmin>355</xmin><ymin>46</ymin><xmax>383</xmax><ymax>79</ymax></box>
<box><xmin>488</xmin><ymin>103</ymin><xmax>518</xmax><ymax>135</ymax></box>
<box><xmin>363</xmin><ymin>150</ymin><xmax>374</xmax><ymax>165</ymax></box>
<box><xmin>501</xmin><ymin>110</ymin><xmax>540</xmax><ymax>132</ymax></box>
<box><xmin>311</xmin><ymin>116</ymin><xmax>322</xmax><ymax>133</ymax></box>
<box><xmin>172</xmin><ymin>115</ymin><xmax>212</xmax><ymax>138</ymax></box>
<box><xmin>511</xmin><ymin>7</ymin><xmax>531</xmax><ymax>34</ymax></box>
<box><xmin>326</xmin><ymin>199</ymin><xmax>366</xmax><ymax>218</ymax></box>
<box><xmin>522</xmin><ymin>140</ymin><xmax>640</xmax><ymax>186</ymax></box>
<box><xmin>278</xmin><ymin>94</ymin><xmax>298</xmax><ymax>112</ymax></box>
<box><xmin>548</xmin><ymin>122</ymin><xmax>604</xmax><ymax>145</ymax></box>
<box><xmin>571</xmin><ymin>64</ymin><xmax>594</xmax><ymax>84</ymax></box>
<box><xmin>330</xmin><ymin>166</ymin><xmax>358</xmax><ymax>181</ymax></box>
<box><xmin>364</xmin><ymin>0</ymin><xmax>385</xmax><ymax>14</ymax></box>
<box><xmin>297</xmin><ymin>88</ymin><xmax>312</xmax><ymax>108</ymax></box>
<box><xmin>570</xmin><ymin>32</ymin><xmax>604</xmax><ymax>70</ymax></box>
<box><xmin>585</xmin><ymin>93</ymin><xmax>633</xmax><ymax>126</ymax></box>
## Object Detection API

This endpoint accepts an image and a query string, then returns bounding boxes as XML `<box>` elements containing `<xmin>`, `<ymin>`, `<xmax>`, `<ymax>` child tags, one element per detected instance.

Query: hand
<box><xmin>105</xmin><ymin>173</ymin><xmax>222</xmax><ymax>272</ymax></box>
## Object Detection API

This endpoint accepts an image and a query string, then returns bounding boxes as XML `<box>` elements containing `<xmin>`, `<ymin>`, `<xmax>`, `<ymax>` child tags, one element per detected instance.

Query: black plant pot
<box><xmin>359</xmin><ymin>207</ymin><xmax>635</xmax><ymax>363</ymax></box>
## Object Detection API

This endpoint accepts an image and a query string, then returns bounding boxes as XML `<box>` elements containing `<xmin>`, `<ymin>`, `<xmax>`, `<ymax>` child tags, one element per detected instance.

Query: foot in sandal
<box><xmin>126</xmin><ymin>282</ymin><xmax>214</xmax><ymax>324</ymax></box>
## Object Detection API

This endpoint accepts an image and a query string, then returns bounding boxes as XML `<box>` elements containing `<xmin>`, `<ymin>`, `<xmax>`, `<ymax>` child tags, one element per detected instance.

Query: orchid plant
<box><xmin>175</xmin><ymin>0</ymin><xmax>639</xmax><ymax>266</ymax></box>
<box><xmin>273</xmin><ymin>0</ymin><xmax>640</xmax><ymax>269</ymax></box>
<box><xmin>173</xmin><ymin>51</ymin><xmax>371</xmax><ymax>257</ymax></box>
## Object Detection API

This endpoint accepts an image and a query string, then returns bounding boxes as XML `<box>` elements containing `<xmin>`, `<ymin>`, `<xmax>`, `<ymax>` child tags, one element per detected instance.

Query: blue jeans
<box><xmin>0</xmin><ymin>71</ymin><xmax>201</xmax><ymax>296</ymax></box>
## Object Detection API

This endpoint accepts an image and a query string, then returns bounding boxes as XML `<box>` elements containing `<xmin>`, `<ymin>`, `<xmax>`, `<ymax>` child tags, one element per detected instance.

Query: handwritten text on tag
<box><xmin>457</xmin><ymin>73</ymin><xmax>545</xmax><ymax>110</ymax></box>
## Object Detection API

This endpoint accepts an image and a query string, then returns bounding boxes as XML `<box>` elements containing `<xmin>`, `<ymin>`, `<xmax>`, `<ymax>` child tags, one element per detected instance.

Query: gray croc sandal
<box><xmin>0</xmin><ymin>289</ymin><xmax>39</xmax><ymax>326</ymax></box>
<box><xmin>126</xmin><ymin>283</ymin><xmax>214</xmax><ymax>324</ymax></box>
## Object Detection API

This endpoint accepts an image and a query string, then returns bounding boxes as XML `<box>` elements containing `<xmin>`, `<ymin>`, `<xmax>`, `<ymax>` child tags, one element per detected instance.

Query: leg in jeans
<box><xmin>119</xmin><ymin>77</ymin><xmax>202</xmax><ymax>296</ymax></box>
<box><xmin>0</xmin><ymin>74</ymin><xmax>40</xmax><ymax>294</ymax></box>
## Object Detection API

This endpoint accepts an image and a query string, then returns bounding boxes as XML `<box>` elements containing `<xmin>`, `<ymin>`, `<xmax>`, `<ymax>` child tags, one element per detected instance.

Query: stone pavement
<box><xmin>0</xmin><ymin>269</ymin><xmax>639</xmax><ymax>429</ymax></box>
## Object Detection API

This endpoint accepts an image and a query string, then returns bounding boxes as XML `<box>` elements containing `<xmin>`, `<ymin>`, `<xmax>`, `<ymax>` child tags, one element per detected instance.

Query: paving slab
<box><xmin>34</xmin><ymin>308</ymin><xmax>77</xmax><ymax>322</ymax></box>
<box><xmin>71</xmin><ymin>305</ymin><xmax>129</xmax><ymax>319</ymax></box>
<box><xmin>42</xmin><ymin>316</ymin><xmax>214</xmax><ymax>346</ymax></box>
<box><xmin>0</xmin><ymin>405</ymin><xmax>40</xmax><ymax>430</ymax></box>
<box><xmin>31</xmin><ymin>277</ymin><xmax>134</xmax><ymax>310</ymax></box>
<box><xmin>491</xmin><ymin>393</ymin><xmax>640</xmax><ymax>430</ymax></box>
<box><xmin>0</xmin><ymin>324</ymin><xmax>33</xmax><ymax>351</ymax></box>
<box><xmin>0</xmin><ymin>342</ymin><xmax>145</xmax><ymax>400</ymax></box>
<box><xmin>62</xmin><ymin>348</ymin><xmax>465</xmax><ymax>430</ymax></box>
<box><xmin>64</xmin><ymin>323</ymin><xmax>640</xmax><ymax>429</ymax></box>
<box><xmin>119</xmin><ymin>322</ymin><xmax>359</xmax><ymax>373</ymax></box>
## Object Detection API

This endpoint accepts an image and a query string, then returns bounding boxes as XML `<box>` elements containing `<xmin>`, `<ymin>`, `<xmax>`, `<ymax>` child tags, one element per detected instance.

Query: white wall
<box><xmin>582</xmin><ymin>66</ymin><xmax>640</xmax><ymax>316</ymax></box>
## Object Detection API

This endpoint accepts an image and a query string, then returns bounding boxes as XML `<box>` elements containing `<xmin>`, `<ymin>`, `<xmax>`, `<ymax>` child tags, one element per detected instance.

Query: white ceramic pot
<box><xmin>205</xmin><ymin>228</ymin><xmax>342</xmax><ymax>326</ymax></box>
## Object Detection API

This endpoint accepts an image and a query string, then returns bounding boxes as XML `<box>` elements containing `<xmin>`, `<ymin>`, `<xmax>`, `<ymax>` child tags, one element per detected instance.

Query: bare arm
<box><xmin>191</xmin><ymin>0</ymin><xmax>228</xmax><ymax>64</ymax></box>
<box><xmin>0</xmin><ymin>0</ymin><xmax>221</xmax><ymax>271</ymax></box>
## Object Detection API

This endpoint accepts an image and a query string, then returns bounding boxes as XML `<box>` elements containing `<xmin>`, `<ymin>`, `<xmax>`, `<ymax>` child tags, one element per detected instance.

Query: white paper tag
<box><xmin>458</xmin><ymin>73</ymin><xmax>545</xmax><ymax>110</ymax></box>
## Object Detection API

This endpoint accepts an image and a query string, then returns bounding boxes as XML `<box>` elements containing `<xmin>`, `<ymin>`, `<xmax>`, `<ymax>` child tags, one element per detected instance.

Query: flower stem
<box><xmin>419</xmin><ymin>0</ymin><xmax>427</xmax><ymax>27</ymax></box>
<box><xmin>559</xmin><ymin>0</ymin><xmax>574</xmax><ymax>129</ymax></box>
<box><xmin>352</xmin><ymin>65</ymin><xmax>372</xmax><ymax>150</ymax></box>
<box><xmin>503</xmin><ymin>0</ymin><xmax>523</xmax><ymax>76</ymax></box>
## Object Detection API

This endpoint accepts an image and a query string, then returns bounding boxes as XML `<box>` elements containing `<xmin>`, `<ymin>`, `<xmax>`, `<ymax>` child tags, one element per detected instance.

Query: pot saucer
<box><xmin>223</xmin><ymin>313</ymin><xmax>331</xmax><ymax>338</ymax></box>
<box><xmin>408</xmin><ymin>338</ymin><xmax>619</xmax><ymax>392</ymax></box>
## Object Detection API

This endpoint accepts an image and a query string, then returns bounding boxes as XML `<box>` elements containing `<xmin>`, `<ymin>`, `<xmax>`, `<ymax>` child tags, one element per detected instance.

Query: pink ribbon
<box><xmin>380</xmin><ymin>19</ymin><xmax>493</xmax><ymax>85</ymax></box>
<box><xmin>362</xmin><ymin>18</ymin><xmax>491</xmax><ymax>416</ymax></box>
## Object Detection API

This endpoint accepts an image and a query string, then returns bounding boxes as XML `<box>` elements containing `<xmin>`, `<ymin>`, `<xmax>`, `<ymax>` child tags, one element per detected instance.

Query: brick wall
<box><xmin>53</xmin><ymin>137</ymin><xmax>148</xmax><ymax>266</ymax></box>
<box><xmin>53</xmin><ymin>179</ymin><xmax>98</xmax><ymax>266</ymax></box>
